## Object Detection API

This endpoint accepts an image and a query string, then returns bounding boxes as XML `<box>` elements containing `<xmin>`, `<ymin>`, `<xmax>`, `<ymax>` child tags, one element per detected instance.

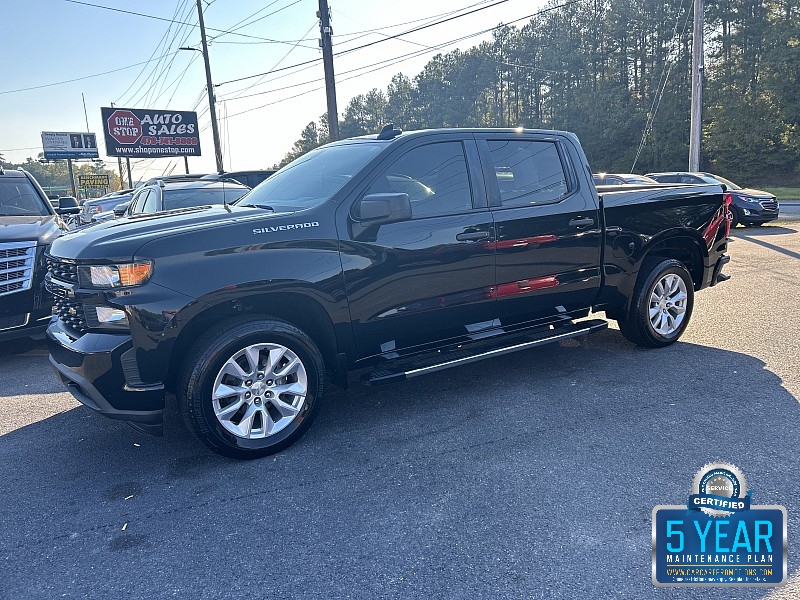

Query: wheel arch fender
<box><xmin>164</xmin><ymin>288</ymin><xmax>347</xmax><ymax>393</ymax></box>
<box><xmin>608</xmin><ymin>230</ymin><xmax>706</xmax><ymax>320</ymax></box>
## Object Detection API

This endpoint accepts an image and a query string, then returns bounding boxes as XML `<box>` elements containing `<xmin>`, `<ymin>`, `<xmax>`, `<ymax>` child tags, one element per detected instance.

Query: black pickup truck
<box><xmin>45</xmin><ymin>127</ymin><xmax>731</xmax><ymax>458</ymax></box>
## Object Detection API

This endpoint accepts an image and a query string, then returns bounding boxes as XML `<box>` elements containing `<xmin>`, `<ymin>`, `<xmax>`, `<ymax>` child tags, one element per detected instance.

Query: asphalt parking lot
<box><xmin>1</xmin><ymin>222</ymin><xmax>799</xmax><ymax>599</ymax></box>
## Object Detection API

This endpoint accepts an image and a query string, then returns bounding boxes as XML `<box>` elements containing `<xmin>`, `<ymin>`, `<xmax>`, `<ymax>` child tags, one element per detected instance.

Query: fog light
<box><xmin>743</xmin><ymin>208</ymin><xmax>751</xmax><ymax>216</ymax></box>
<box><xmin>95</xmin><ymin>306</ymin><xmax>127</xmax><ymax>324</ymax></box>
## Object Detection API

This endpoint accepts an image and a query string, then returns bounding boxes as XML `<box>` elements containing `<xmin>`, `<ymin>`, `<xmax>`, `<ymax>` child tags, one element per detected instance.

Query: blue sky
<box><xmin>1</xmin><ymin>0</ymin><xmax>541</xmax><ymax>183</ymax></box>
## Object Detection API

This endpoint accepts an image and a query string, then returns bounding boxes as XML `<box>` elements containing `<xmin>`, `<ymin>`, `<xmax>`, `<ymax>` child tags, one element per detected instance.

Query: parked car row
<box><xmin>646</xmin><ymin>172</ymin><xmax>779</xmax><ymax>227</ymax></box>
<box><xmin>593</xmin><ymin>171</ymin><xmax>780</xmax><ymax>227</ymax></box>
<box><xmin>78</xmin><ymin>170</ymin><xmax>274</xmax><ymax>226</ymax></box>
<box><xmin>1</xmin><ymin>167</ymin><xmax>274</xmax><ymax>343</ymax></box>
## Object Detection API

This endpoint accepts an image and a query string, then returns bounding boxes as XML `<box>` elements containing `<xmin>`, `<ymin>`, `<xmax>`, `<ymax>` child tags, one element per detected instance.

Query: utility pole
<box><xmin>126</xmin><ymin>157</ymin><xmax>133</xmax><ymax>188</ymax></box>
<box><xmin>195</xmin><ymin>0</ymin><xmax>224</xmax><ymax>173</ymax></box>
<box><xmin>67</xmin><ymin>158</ymin><xmax>76</xmax><ymax>198</ymax></box>
<box><xmin>689</xmin><ymin>0</ymin><xmax>704</xmax><ymax>171</ymax></box>
<box><xmin>111</xmin><ymin>101</ymin><xmax>125</xmax><ymax>189</ymax></box>
<box><xmin>318</xmin><ymin>0</ymin><xmax>340</xmax><ymax>142</ymax></box>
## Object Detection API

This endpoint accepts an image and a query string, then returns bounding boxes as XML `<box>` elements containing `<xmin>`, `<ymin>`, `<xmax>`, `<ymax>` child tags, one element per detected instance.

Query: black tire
<box><xmin>617</xmin><ymin>258</ymin><xmax>694</xmax><ymax>348</ymax></box>
<box><xmin>178</xmin><ymin>317</ymin><xmax>325</xmax><ymax>459</ymax></box>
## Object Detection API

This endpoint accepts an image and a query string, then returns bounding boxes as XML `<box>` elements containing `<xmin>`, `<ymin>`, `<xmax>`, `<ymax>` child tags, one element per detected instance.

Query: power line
<box><xmin>331</xmin><ymin>0</ymin><xmax>499</xmax><ymax>54</ymax></box>
<box><xmin>209</xmin><ymin>0</ymin><xmax>304</xmax><ymax>42</ymax></box>
<box><xmin>631</xmin><ymin>0</ymin><xmax>692</xmax><ymax>172</ymax></box>
<box><xmin>62</xmin><ymin>0</ymin><xmax>308</xmax><ymax>46</ymax></box>
<box><xmin>122</xmin><ymin>0</ymin><xmax>194</xmax><ymax>107</ymax></box>
<box><xmin>335</xmin><ymin>0</ymin><xmax>514</xmax><ymax>57</ymax></box>
<box><xmin>216</xmin><ymin>0</ymin><xmax>582</xmax><ymax>119</ymax></box>
<box><xmin>218</xmin><ymin>0</ymin><xmax>578</xmax><ymax>108</ymax></box>
<box><xmin>224</xmin><ymin>21</ymin><xmax>319</xmax><ymax>101</ymax></box>
<box><xmin>209</xmin><ymin>1</ymin><xmax>496</xmax><ymax>48</ymax></box>
<box><xmin>216</xmin><ymin>0</ymin><xmax>520</xmax><ymax>88</ymax></box>
<box><xmin>164</xmin><ymin>53</ymin><xmax>203</xmax><ymax>106</ymax></box>
<box><xmin>114</xmin><ymin>0</ymin><xmax>186</xmax><ymax>105</ymax></box>
<box><xmin>207</xmin><ymin>0</ymin><xmax>284</xmax><ymax>39</ymax></box>
<box><xmin>141</xmin><ymin>1</ymin><xmax>197</xmax><ymax>106</ymax></box>
<box><xmin>0</xmin><ymin>51</ymin><xmax>180</xmax><ymax>95</ymax></box>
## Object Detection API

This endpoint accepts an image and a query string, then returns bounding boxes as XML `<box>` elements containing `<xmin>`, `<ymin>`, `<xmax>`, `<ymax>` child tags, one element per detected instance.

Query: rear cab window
<box><xmin>482</xmin><ymin>139</ymin><xmax>570</xmax><ymax>208</ymax></box>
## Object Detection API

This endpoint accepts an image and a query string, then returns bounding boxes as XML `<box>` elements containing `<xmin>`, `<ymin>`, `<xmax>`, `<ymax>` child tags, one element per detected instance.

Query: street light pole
<box><xmin>194</xmin><ymin>0</ymin><xmax>224</xmax><ymax>173</ymax></box>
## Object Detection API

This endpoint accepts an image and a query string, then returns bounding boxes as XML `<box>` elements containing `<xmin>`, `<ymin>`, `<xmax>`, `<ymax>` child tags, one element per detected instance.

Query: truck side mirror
<box><xmin>56</xmin><ymin>196</ymin><xmax>80</xmax><ymax>215</ymax></box>
<box><xmin>113</xmin><ymin>201</ymin><xmax>131</xmax><ymax>217</ymax></box>
<box><xmin>350</xmin><ymin>193</ymin><xmax>412</xmax><ymax>242</ymax></box>
<box><xmin>354</xmin><ymin>193</ymin><xmax>411</xmax><ymax>226</ymax></box>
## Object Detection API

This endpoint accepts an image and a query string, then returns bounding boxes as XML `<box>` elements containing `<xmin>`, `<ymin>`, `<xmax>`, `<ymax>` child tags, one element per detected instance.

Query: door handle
<box><xmin>456</xmin><ymin>230</ymin><xmax>490</xmax><ymax>242</ymax></box>
<box><xmin>569</xmin><ymin>217</ymin><xmax>594</xmax><ymax>227</ymax></box>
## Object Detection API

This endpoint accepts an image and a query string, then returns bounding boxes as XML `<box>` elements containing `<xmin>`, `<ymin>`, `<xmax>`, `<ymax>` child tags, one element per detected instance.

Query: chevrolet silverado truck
<box><xmin>45</xmin><ymin>127</ymin><xmax>731</xmax><ymax>458</ymax></box>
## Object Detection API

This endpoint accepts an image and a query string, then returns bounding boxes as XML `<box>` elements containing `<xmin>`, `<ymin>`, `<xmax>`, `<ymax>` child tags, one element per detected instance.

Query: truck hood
<box><xmin>49</xmin><ymin>204</ymin><xmax>292</xmax><ymax>261</ymax></box>
<box><xmin>0</xmin><ymin>215</ymin><xmax>65</xmax><ymax>245</ymax></box>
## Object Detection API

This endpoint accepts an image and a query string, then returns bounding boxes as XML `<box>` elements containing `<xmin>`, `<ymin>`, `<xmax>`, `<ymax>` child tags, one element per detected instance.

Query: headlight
<box><xmin>739</xmin><ymin>196</ymin><xmax>760</xmax><ymax>204</ymax></box>
<box><xmin>78</xmin><ymin>261</ymin><xmax>153</xmax><ymax>288</ymax></box>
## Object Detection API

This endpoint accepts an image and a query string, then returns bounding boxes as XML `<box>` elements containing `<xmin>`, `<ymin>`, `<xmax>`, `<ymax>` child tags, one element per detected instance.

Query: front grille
<box><xmin>0</xmin><ymin>247</ymin><xmax>29</xmax><ymax>259</ymax></box>
<box><xmin>0</xmin><ymin>314</ymin><xmax>29</xmax><ymax>331</ymax></box>
<box><xmin>52</xmin><ymin>295</ymin><xmax>89</xmax><ymax>333</ymax></box>
<box><xmin>759</xmin><ymin>200</ymin><xmax>778</xmax><ymax>211</ymax></box>
<box><xmin>46</xmin><ymin>256</ymin><xmax>79</xmax><ymax>284</ymax></box>
<box><xmin>0</xmin><ymin>241</ymin><xmax>35</xmax><ymax>297</ymax></box>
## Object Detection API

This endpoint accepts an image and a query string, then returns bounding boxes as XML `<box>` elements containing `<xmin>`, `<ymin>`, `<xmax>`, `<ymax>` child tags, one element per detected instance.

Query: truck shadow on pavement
<box><xmin>733</xmin><ymin>224</ymin><xmax>800</xmax><ymax>260</ymax></box>
<box><xmin>732</xmin><ymin>224</ymin><xmax>797</xmax><ymax>237</ymax></box>
<box><xmin>1</xmin><ymin>328</ymin><xmax>798</xmax><ymax>599</ymax></box>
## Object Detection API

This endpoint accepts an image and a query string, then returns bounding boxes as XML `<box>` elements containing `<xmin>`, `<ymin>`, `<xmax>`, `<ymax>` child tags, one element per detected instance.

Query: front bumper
<box><xmin>47</xmin><ymin>319</ymin><xmax>164</xmax><ymax>435</ymax></box>
<box><xmin>0</xmin><ymin>312</ymin><xmax>51</xmax><ymax>342</ymax></box>
<box><xmin>738</xmin><ymin>205</ymin><xmax>779</xmax><ymax>223</ymax></box>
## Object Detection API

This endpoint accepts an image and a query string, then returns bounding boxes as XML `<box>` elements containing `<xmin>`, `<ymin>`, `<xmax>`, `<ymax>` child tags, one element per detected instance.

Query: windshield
<box><xmin>700</xmin><ymin>173</ymin><xmax>741</xmax><ymax>190</ymax></box>
<box><xmin>235</xmin><ymin>142</ymin><xmax>384</xmax><ymax>211</ymax></box>
<box><xmin>0</xmin><ymin>179</ymin><xmax>50</xmax><ymax>216</ymax></box>
<box><xmin>163</xmin><ymin>187</ymin><xmax>249</xmax><ymax>211</ymax></box>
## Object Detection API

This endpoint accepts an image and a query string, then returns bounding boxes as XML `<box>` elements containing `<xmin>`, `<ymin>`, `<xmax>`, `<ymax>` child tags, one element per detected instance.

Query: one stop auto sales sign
<box><xmin>100</xmin><ymin>107</ymin><xmax>201</xmax><ymax>158</ymax></box>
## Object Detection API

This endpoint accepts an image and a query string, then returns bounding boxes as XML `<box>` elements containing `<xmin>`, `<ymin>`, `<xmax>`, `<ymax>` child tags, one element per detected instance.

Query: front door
<box><xmin>336</xmin><ymin>137</ymin><xmax>497</xmax><ymax>360</ymax></box>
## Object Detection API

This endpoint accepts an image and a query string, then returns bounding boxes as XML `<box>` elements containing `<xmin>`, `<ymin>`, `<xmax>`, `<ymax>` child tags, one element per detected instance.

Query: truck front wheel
<box><xmin>178</xmin><ymin>317</ymin><xmax>325</xmax><ymax>459</ymax></box>
<box><xmin>617</xmin><ymin>258</ymin><xmax>694</xmax><ymax>348</ymax></box>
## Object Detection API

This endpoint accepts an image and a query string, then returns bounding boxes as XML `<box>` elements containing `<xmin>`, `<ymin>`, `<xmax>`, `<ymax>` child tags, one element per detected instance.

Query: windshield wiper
<box><xmin>240</xmin><ymin>203</ymin><xmax>275</xmax><ymax>211</ymax></box>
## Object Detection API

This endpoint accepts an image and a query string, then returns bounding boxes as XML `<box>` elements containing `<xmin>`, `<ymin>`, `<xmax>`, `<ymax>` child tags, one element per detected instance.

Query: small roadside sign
<box><xmin>78</xmin><ymin>174</ymin><xmax>110</xmax><ymax>188</ymax></box>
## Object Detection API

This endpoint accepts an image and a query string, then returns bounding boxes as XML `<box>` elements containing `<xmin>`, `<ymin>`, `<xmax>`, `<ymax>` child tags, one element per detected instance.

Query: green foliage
<box><xmin>280</xmin><ymin>0</ymin><xmax>800</xmax><ymax>184</ymax></box>
<box><xmin>0</xmin><ymin>154</ymin><xmax>121</xmax><ymax>195</ymax></box>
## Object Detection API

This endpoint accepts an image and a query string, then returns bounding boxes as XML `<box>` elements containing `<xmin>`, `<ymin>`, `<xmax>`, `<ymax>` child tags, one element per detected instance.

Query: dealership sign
<box><xmin>100</xmin><ymin>107</ymin><xmax>201</xmax><ymax>158</ymax></box>
<box><xmin>41</xmin><ymin>131</ymin><xmax>99</xmax><ymax>160</ymax></box>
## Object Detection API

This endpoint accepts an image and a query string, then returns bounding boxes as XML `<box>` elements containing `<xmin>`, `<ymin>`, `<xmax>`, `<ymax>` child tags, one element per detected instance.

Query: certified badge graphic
<box><xmin>690</xmin><ymin>462</ymin><xmax>750</xmax><ymax>517</ymax></box>
<box><xmin>652</xmin><ymin>462</ymin><xmax>787</xmax><ymax>587</ymax></box>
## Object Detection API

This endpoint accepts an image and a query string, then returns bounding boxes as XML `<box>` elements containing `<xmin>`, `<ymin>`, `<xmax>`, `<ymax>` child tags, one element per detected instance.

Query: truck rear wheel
<box><xmin>617</xmin><ymin>258</ymin><xmax>694</xmax><ymax>348</ymax></box>
<box><xmin>178</xmin><ymin>317</ymin><xmax>325</xmax><ymax>459</ymax></box>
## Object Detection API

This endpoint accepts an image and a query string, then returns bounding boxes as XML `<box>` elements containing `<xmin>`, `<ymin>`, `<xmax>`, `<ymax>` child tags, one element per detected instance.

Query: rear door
<box><xmin>476</xmin><ymin>133</ymin><xmax>602</xmax><ymax>327</ymax></box>
<box><xmin>336</xmin><ymin>134</ymin><xmax>497</xmax><ymax>360</ymax></box>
